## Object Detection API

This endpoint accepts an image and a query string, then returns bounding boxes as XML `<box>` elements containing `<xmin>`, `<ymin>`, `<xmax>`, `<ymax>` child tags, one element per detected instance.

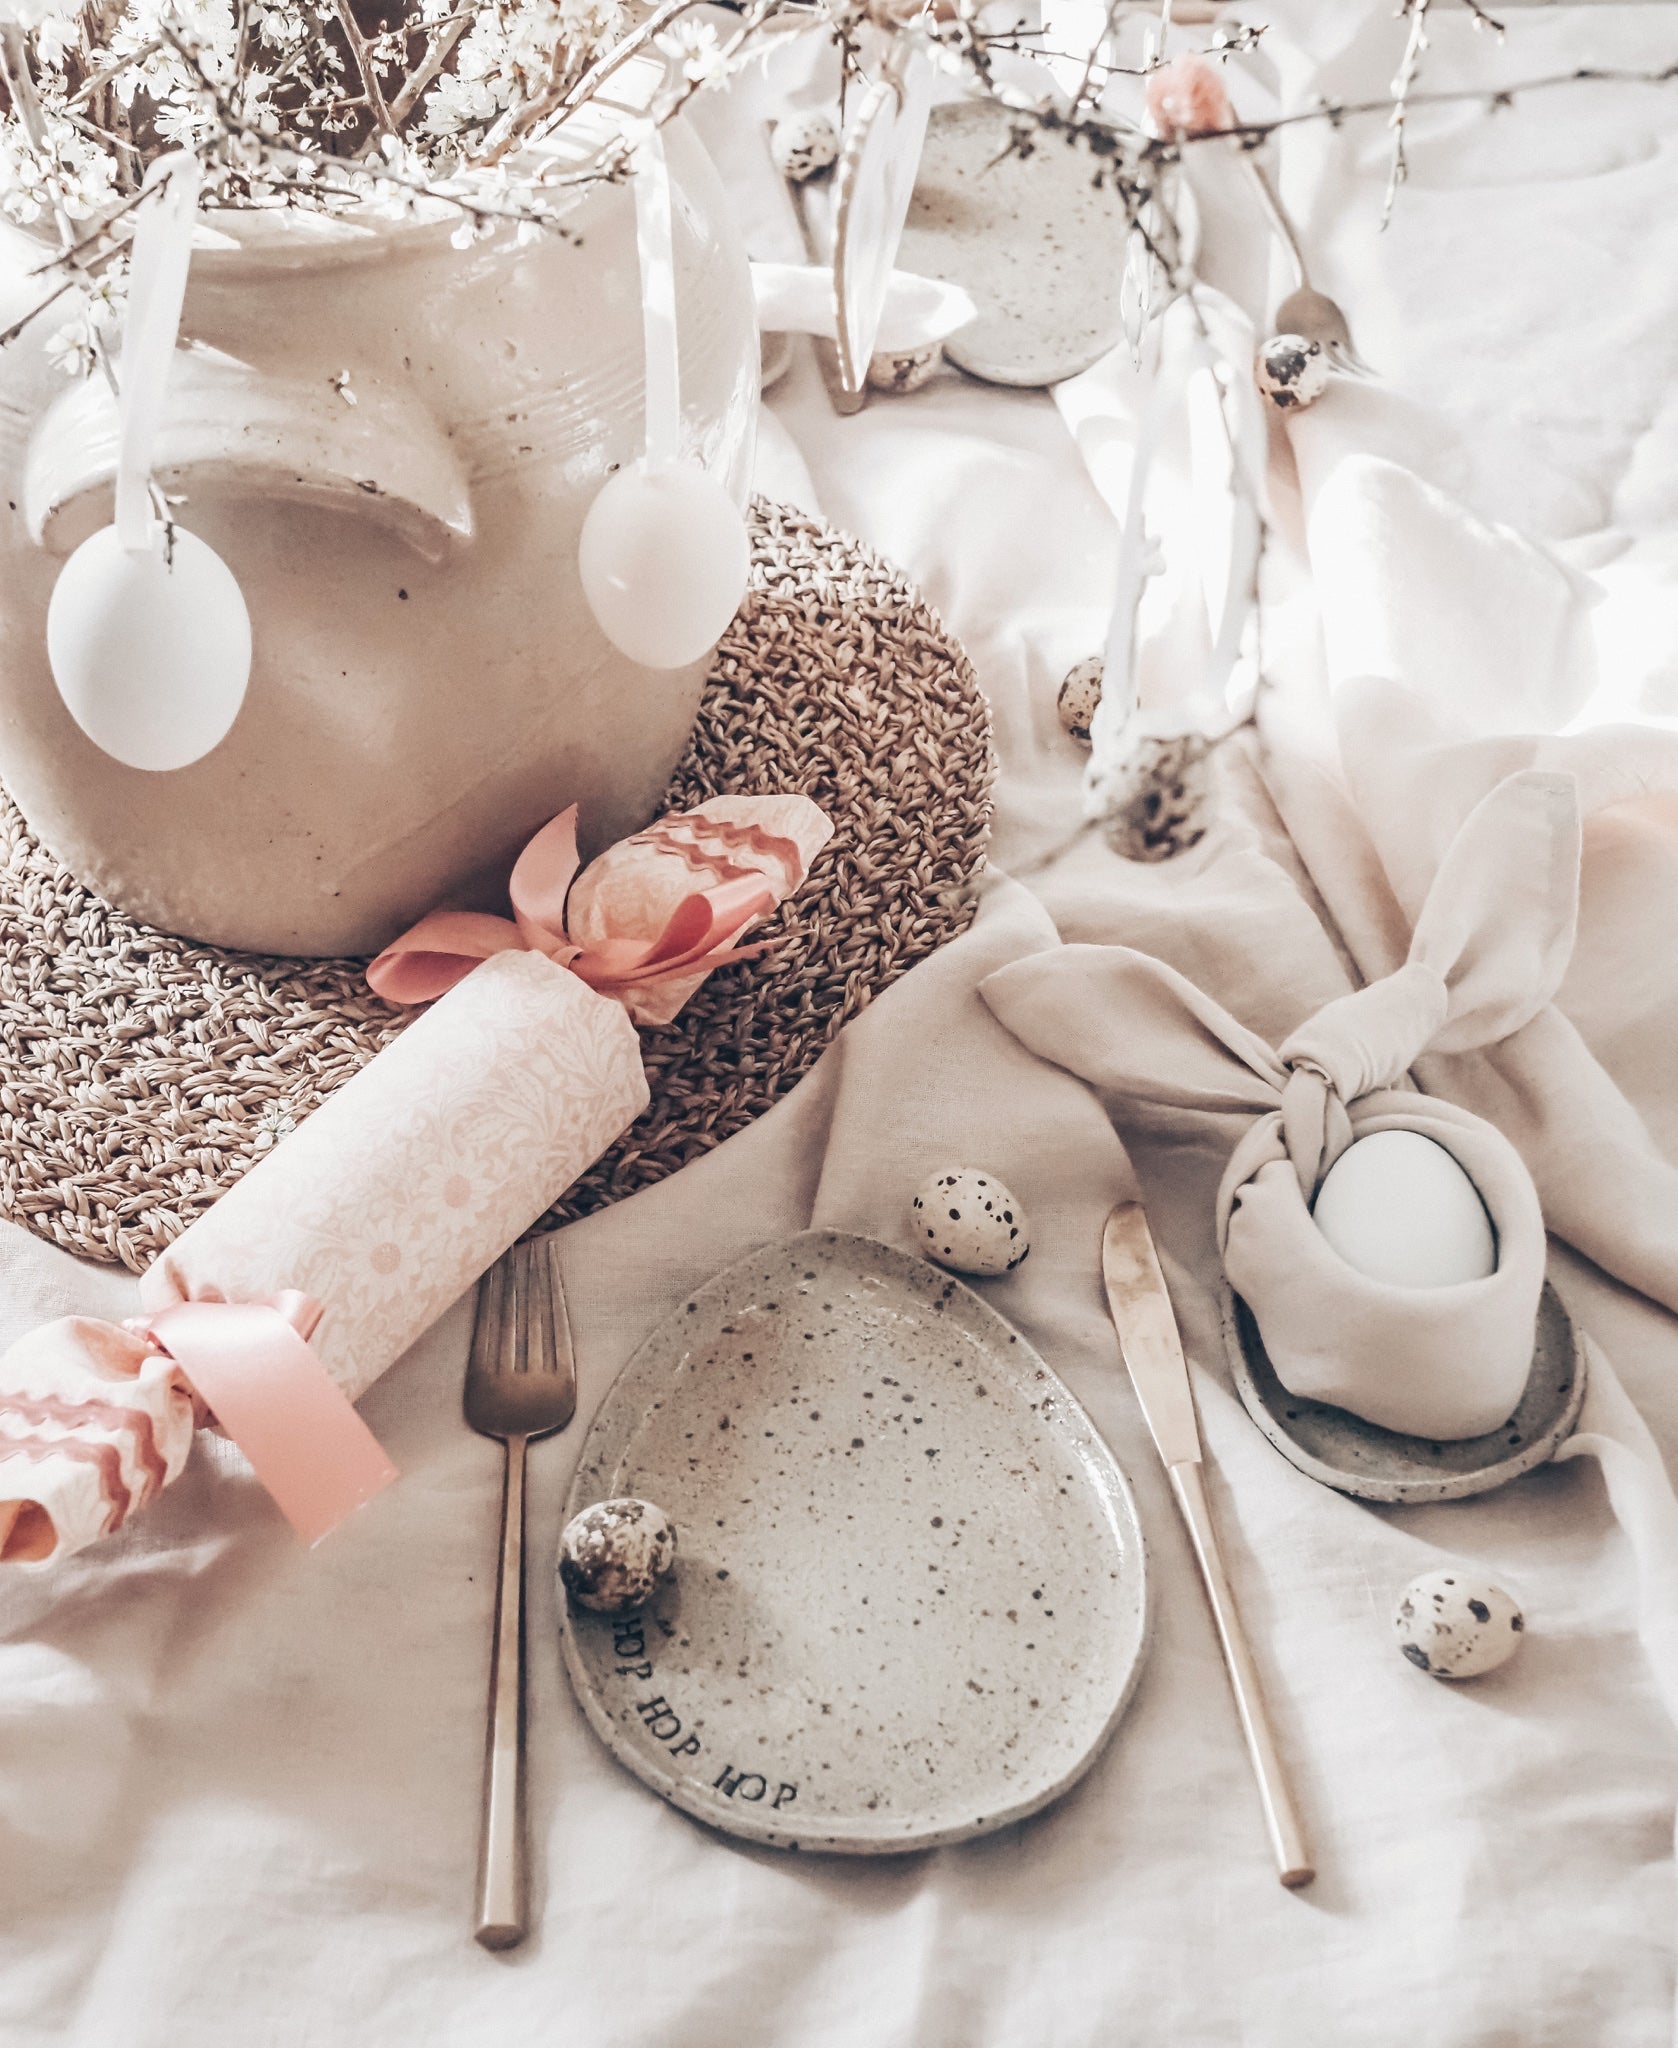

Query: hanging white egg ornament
<box><xmin>578</xmin><ymin>461</ymin><xmax>749</xmax><ymax>671</ymax></box>
<box><xmin>1312</xmin><ymin>1130</ymin><xmax>1497</xmax><ymax>1290</ymax></box>
<box><xmin>579</xmin><ymin>125</ymin><xmax>749</xmax><ymax>671</ymax></box>
<box><xmin>45</xmin><ymin>151</ymin><xmax>252</xmax><ymax>772</ymax></box>
<box><xmin>47</xmin><ymin>522</ymin><xmax>251</xmax><ymax>771</ymax></box>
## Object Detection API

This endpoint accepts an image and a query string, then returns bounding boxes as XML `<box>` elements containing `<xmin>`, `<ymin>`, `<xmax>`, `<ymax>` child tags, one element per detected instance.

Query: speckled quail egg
<box><xmin>770</xmin><ymin>110</ymin><xmax>841</xmax><ymax>183</ymax></box>
<box><xmin>559</xmin><ymin>1498</ymin><xmax>677</xmax><ymax>1614</ymax></box>
<box><xmin>1393</xmin><ymin>1567</ymin><xmax>1524</xmax><ymax>1680</ymax></box>
<box><xmin>1255</xmin><ymin>333</ymin><xmax>1330</xmax><ymax>411</ymax></box>
<box><xmin>1057</xmin><ymin>656</ymin><xmax>1105</xmax><ymax>746</ymax></box>
<box><xmin>910</xmin><ymin>1168</ymin><xmax>1030</xmax><ymax>1277</ymax></box>
<box><xmin>867</xmin><ymin>342</ymin><xmax>943</xmax><ymax>395</ymax></box>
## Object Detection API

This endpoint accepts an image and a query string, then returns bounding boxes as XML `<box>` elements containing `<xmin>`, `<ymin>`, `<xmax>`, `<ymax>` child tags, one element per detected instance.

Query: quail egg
<box><xmin>910</xmin><ymin>1168</ymin><xmax>1030</xmax><ymax>1277</ymax></box>
<box><xmin>1255</xmin><ymin>333</ymin><xmax>1330</xmax><ymax>411</ymax></box>
<box><xmin>560</xmin><ymin>1497</ymin><xmax>678</xmax><ymax>1614</ymax></box>
<box><xmin>771</xmin><ymin>110</ymin><xmax>841</xmax><ymax>183</ymax></box>
<box><xmin>868</xmin><ymin>342</ymin><xmax>943</xmax><ymax>394</ymax></box>
<box><xmin>1057</xmin><ymin>656</ymin><xmax>1105</xmax><ymax>745</ymax></box>
<box><xmin>1393</xmin><ymin>1567</ymin><xmax>1524</xmax><ymax>1680</ymax></box>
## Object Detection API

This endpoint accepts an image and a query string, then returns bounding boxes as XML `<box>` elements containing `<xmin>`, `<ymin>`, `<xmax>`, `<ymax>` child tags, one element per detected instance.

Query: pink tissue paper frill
<box><xmin>0</xmin><ymin>794</ymin><xmax>832</xmax><ymax>1566</ymax></box>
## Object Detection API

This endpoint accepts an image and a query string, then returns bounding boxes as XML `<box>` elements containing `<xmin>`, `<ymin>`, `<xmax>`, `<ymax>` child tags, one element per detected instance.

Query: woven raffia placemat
<box><xmin>0</xmin><ymin>500</ymin><xmax>994</xmax><ymax>1272</ymax></box>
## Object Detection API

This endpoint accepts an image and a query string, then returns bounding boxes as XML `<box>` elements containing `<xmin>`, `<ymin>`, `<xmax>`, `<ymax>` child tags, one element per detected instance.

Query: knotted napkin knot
<box><xmin>1276</xmin><ymin>960</ymin><xmax>1452</xmax><ymax>1195</ymax></box>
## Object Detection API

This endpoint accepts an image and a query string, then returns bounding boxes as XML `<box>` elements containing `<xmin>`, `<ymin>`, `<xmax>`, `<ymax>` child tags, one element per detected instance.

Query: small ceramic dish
<box><xmin>1222</xmin><ymin>1282</ymin><xmax>1587</xmax><ymax>1505</ymax></box>
<box><xmin>896</xmin><ymin>98</ymin><xmax>1200</xmax><ymax>388</ymax></box>
<box><xmin>560</xmin><ymin>1229</ymin><xmax>1149</xmax><ymax>1854</ymax></box>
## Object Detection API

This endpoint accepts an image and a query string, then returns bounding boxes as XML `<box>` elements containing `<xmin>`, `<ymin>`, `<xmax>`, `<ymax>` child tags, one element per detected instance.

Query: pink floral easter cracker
<box><xmin>0</xmin><ymin>796</ymin><xmax>831</xmax><ymax>1566</ymax></box>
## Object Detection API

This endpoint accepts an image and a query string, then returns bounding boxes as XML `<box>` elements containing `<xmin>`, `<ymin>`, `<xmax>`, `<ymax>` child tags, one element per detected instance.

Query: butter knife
<box><xmin>1102</xmin><ymin>1202</ymin><xmax>1315</xmax><ymax>1890</ymax></box>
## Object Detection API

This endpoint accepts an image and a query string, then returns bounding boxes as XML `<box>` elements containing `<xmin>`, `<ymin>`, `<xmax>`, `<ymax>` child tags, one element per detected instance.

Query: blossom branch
<box><xmin>1382</xmin><ymin>0</ymin><xmax>1431</xmax><ymax>228</ymax></box>
<box><xmin>329</xmin><ymin>0</ymin><xmax>398</xmax><ymax>138</ymax></box>
<box><xmin>384</xmin><ymin>9</ymin><xmax>476</xmax><ymax>131</ymax></box>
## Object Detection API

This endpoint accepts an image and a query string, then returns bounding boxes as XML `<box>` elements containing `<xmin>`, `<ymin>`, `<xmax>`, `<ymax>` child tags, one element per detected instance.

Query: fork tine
<box><xmin>515</xmin><ymin>1244</ymin><xmax>536</xmax><ymax>1375</ymax></box>
<box><xmin>543</xmin><ymin>1235</ymin><xmax>576</xmax><ymax>1387</ymax></box>
<box><xmin>499</xmin><ymin>1246</ymin><xmax>525</xmax><ymax>1379</ymax></box>
<box><xmin>529</xmin><ymin>1241</ymin><xmax>556</xmax><ymax>1375</ymax></box>
<box><xmin>469</xmin><ymin>1250</ymin><xmax>506</xmax><ymax>1383</ymax></box>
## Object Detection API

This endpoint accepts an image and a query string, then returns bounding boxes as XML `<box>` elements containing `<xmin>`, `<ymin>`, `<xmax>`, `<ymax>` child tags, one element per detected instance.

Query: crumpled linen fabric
<box><xmin>3</xmin><ymin>3</ymin><xmax>1678</xmax><ymax>2047</ymax></box>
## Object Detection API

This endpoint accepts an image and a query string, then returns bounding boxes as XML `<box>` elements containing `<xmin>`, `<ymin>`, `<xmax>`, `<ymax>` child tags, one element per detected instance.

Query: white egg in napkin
<box><xmin>1312</xmin><ymin>1130</ymin><xmax>1496</xmax><ymax>1290</ymax></box>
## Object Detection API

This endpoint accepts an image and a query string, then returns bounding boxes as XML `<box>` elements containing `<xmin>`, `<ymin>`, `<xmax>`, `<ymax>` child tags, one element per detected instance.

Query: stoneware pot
<box><xmin>0</xmin><ymin>102</ymin><xmax>757</xmax><ymax>955</ymax></box>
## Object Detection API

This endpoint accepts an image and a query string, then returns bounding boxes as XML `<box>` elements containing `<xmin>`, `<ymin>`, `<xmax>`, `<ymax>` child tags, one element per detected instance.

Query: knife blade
<box><xmin>1101</xmin><ymin>1199</ymin><xmax>1315</xmax><ymax>1890</ymax></box>
<box><xmin>1101</xmin><ymin>1201</ymin><xmax>1201</xmax><ymax>1471</ymax></box>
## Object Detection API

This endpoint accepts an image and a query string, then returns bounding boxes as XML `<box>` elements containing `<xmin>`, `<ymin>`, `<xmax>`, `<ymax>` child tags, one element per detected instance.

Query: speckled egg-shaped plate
<box><xmin>560</xmin><ymin>1230</ymin><xmax>1149</xmax><ymax>1853</ymax></box>
<box><xmin>896</xmin><ymin>99</ymin><xmax>1196</xmax><ymax>388</ymax></box>
<box><xmin>1223</xmin><ymin>1282</ymin><xmax>1586</xmax><ymax>1505</ymax></box>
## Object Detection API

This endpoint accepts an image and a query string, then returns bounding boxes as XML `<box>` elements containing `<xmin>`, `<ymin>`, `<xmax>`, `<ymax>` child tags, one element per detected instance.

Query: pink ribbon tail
<box><xmin>366</xmin><ymin>910</ymin><xmax>531</xmax><ymax>1004</ymax></box>
<box><xmin>142</xmin><ymin>1298</ymin><xmax>398</xmax><ymax>1546</ymax></box>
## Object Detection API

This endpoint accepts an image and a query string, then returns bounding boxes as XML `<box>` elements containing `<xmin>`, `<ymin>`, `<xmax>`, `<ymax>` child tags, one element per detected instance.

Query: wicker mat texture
<box><xmin>0</xmin><ymin>500</ymin><xmax>994</xmax><ymax>1272</ymax></box>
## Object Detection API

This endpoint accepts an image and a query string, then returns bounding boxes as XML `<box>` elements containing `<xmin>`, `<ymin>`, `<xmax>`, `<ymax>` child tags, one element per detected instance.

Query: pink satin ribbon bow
<box><xmin>132</xmin><ymin>1291</ymin><xmax>397</xmax><ymax>1546</ymax></box>
<box><xmin>366</xmin><ymin>803</ymin><xmax>820</xmax><ymax>1023</ymax></box>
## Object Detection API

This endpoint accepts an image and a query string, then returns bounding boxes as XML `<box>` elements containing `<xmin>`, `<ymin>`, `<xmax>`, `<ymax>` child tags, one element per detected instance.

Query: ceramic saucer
<box><xmin>1223</xmin><ymin>1282</ymin><xmax>1587</xmax><ymax>1506</ymax></box>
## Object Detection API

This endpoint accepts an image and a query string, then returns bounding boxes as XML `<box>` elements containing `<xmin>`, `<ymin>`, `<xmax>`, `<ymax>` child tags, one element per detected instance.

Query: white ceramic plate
<box><xmin>559</xmin><ymin>1230</ymin><xmax>1149</xmax><ymax>1853</ymax></box>
<box><xmin>1223</xmin><ymin>1282</ymin><xmax>1587</xmax><ymax>1505</ymax></box>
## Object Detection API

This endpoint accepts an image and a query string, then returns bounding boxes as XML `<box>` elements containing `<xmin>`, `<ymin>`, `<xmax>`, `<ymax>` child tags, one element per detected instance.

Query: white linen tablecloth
<box><xmin>4</xmin><ymin>4</ymin><xmax>1678</xmax><ymax>2043</ymax></box>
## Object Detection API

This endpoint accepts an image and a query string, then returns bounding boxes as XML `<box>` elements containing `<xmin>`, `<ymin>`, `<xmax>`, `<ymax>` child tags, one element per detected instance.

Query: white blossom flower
<box><xmin>250</xmin><ymin>1103</ymin><xmax>297</xmax><ymax>1152</ymax></box>
<box><xmin>44</xmin><ymin>314</ymin><xmax>98</xmax><ymax>377</ymax></box>
<box><xmin>655</xmin><ymin>18</ymin><xmax>730</xmax><ymax>89</ymax></box>
<box><xmin>154</xmin><ymin>93</ymin><xmax>218</xmax><ymax>150</ymax></box>
<box><xmin>0</xmin><ymin>0</ymin><xmax>78</xmax><ymax>29</ymax></box>
<box><xmin>32</xmin><ymin>10</ymin><xmax>78</xmax><ymax>69</ymax></box>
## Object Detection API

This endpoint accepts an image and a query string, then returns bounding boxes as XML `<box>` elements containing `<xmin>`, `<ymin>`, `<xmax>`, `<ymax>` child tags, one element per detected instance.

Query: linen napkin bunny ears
<box><xmin>982</xmin><ymin>771</ymin><xmax>1581</xmax><ymax>1441</ymax></box>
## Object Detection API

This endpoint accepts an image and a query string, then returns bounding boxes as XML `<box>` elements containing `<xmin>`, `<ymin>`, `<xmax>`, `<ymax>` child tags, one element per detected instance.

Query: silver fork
<box><xmin>1240</xmin><ymin>154</ymin><xmax>1373</xmax><ymax>377</ymax></box>
<box><xmin>464</xmin><ymin>1234</ymin><xmax>577</xmax><ymax>1951</ymax></box>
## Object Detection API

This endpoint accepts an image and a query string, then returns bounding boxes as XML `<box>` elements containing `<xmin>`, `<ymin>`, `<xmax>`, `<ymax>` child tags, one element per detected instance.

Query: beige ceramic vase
<box><xmin>0</xmin><ymin>108</ymin><xmax>757</xmax><ymax>955</ymax></box>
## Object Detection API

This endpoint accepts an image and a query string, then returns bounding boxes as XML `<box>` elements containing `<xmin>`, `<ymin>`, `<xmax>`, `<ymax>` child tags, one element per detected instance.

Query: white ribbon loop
<box><xmin>115</xmin><ymin>151</ymin><xmax>204</xmax><ymax>553</ymax></box>
<box><xmin>632</xmin><ymin>125</ymin><xmax>680</xmax><ymax>471</ymax></box>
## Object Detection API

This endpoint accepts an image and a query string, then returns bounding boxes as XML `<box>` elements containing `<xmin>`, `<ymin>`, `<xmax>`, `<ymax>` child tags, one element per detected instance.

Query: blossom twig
<box><xmin>1383</xmin><ymin>0</ymin><xmax>1430</xmax><ymax>228</ymax></box>
<box><xmin>385</xmin><ymin>10</ymin><xmax>476</xmax><ymax>131</ymax></box>
<box><xmin>330</xmin><ymin>0</ymin><xmax>398</xmax><ymax>138</ymax></box>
